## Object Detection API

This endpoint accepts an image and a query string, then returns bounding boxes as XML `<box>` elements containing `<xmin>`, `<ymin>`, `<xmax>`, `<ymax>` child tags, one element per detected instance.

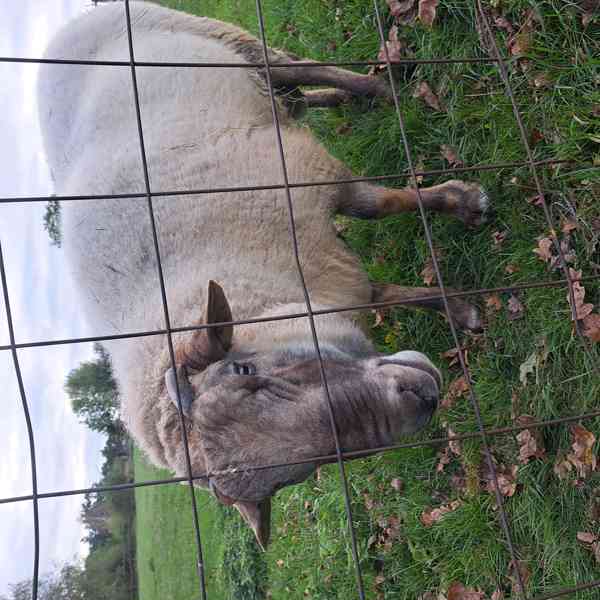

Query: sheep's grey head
<box><xmin>165</xmin><ymin>281</ymin><xmax>440</xmax><ymax>550</ymax></box>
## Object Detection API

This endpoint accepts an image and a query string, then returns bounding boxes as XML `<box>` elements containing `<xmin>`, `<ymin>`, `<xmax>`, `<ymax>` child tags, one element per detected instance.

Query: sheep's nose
<box><xmin>383</xmin><ymin>350</ymin><xmax>442</xmax><ymax>392</ymax></box>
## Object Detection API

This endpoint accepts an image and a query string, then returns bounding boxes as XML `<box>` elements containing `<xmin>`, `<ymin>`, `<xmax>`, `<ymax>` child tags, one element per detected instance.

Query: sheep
<box><xmin>38</xmin><ymin>1</ymin><xmax>489</xmax><ymax>549</ymax></box>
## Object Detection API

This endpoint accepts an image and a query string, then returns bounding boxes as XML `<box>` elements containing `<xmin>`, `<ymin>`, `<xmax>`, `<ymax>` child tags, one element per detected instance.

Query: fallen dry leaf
<box><xmin>420</xmin><ymin>500</ymin><xmax>462</xmax><ymax>527</ymax></box>
<box><xmin>440</xmin><ymin>144</ymin><xmax>463</xmax><ymax>167</ymax></box>
<box><xmin>378</xmin><ymin>25</ymin><xmax>407</xmax><ymax>64</ymax></box>
<box><xmin>447</xmin><ymin>582</ymin><xmax>485</xmax><ymax>600</ymax></box>
<box><xmin>491</xmin><ymin>591</ymin><xmax>504</xmax><ymax>600</ymax></box>
<box><xmin>387</xmin><ymin>0</ymin><xmax>417</xmax><ymax>23</ymax></box>
<box><xmin>505</xmin><ymin>263</ymin><xmax>520</xmax><ymax>275</ymax></box>
<box><xmin>577</xmin><ymin>531</ymin><xmax>598</xmax><ymax>544</ymax></box>
<box><xmin>516</xmin><ymin>416</ymin><xmax>546</xmax><ymax>464</ymax></box>
<box><xmin>494</xmin><ymin>16</ymin><xmax>514</xmax><ymax>34</ymax></box>
<box><xmin>561</xmin><ymin>217</ymin><xmax>578</xmax><ymax>234</ymax></box>
<box><xmin>485</xmin><ymin>294</ymin><xmax>503</xmax><ymax>312</ymax></box>
<box><xmin>567</xmin><ymin>424</ymin><xmax>597</xmax><ymax>478</ymax></box>
<box><xmin>418</xmin><ymin>0</ymin><xmax>439</xmax><ymax>27</ymax></box>
<box><xmin>441</xmin><ymin>346</ymin><xmax>468</xmax><ymax>368</ymax></box>
<box><xmin>486</xmin><ymin>464</ymin><xmax>518</xmax><ymax>497</ymax></box>
<box><xmin>533</xmin><ymin>237</ymin><xmax>553</xmax><ymax>262</ymax></box>
<box><xmin>567</xmin><ymin>278</ymin><xmax>594</xmax><ymax>321</ymax></box>
<box><xmin>507</xmin><ymin>294</ymin><xmax>525</xmax><ymax>321</ymax></box>
<box><xmin>441</xmin><ymin>375</ymin><xmax>469</xmax><ymax>409</ymax></box>
<box><xmin>582</xmin><ymin>313</ymin><xmax>600</xmax><ymax>342</ymax></box>
<box><xmin>554</xmin><ymin>452</ymin><xmax>573</xmax><ymax>480</ymax></box>
<box><xmin>413</xmin><ymin>81</ymin><xmax>444</xmax><ymax>111</ymax></box>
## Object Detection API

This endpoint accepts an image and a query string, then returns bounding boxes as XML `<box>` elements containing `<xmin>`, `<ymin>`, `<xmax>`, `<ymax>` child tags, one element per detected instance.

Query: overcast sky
<box><xmin>0</xmin><ymin>1</ymin><xmax>108</xmax><ymax>593</ymax></box>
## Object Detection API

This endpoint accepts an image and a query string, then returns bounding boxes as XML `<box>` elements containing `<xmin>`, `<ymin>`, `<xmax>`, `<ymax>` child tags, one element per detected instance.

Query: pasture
<box><xmin>134</xmin><ymin>1</ymin><xmax>600</xmax><ymax>598</ymax></box>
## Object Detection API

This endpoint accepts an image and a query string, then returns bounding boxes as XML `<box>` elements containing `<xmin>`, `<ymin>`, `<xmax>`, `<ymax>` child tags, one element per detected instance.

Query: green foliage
<box><xmin>218</xmin><ymin>507</ymin><xmax>267</xmax><ymax>600</ymax></box>
<box><xmin>66</xmin><ymin>343</ymin><xmax>120</xmax><ymax>435</ymax></box>
<box><xmin>43</xmin><ymin>199</ymin><xmax>62</xmax><ymax>247</ymax></box>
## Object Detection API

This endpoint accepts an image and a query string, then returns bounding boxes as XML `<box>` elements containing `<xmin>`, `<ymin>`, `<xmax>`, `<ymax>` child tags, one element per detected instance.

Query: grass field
<box><xmin>135</xmin><ymin>1</ymin><xmax>600</xmax><ymax>599</ymax></box>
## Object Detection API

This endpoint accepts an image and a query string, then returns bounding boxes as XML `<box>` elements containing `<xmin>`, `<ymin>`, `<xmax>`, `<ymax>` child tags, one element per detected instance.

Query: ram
<box><xmin>38</xmin><ymin>1</ymin><xmax>489</xmax><ymax>549</ymax></box>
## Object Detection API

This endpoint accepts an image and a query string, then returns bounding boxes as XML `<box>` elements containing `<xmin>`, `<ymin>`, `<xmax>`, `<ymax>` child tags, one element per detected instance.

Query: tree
<box><xmin>43</xmin><ymin>199</ymin><xmax>61</xmax><ymax>247</ymax></box>
<box><xmin>1</xmin><ymin>564</ymin><xmax>85</xmax><ymax>600</ymax></box>
<box><xmin>65</xmin><ymin>344</ymin><xmax>120</xmax><ymax>435</ymax></box>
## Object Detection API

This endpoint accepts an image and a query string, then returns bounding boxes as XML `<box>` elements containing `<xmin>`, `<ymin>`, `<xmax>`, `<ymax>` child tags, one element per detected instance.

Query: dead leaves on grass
<box><xmin>420</xmin><ymin>499</ymin><xmax>462</xmax><ymax>527</ymax></box>
<box><xmin>554</xmin><ymin>424</ymin><xmax>598</xmax><ymax>481</ymax></box>
<box><xmin>515</xmin><ymin>415</ymin><xmax>546</xmax><ymax>464</ymax></box>
<box><xmin>441</xmin><ymin>376</ymin><xmax>469</xmax><ymax>409</ymax></box>
<box><xmin>577</xmin><ymin>531</ymin><xmax>600</xmax><ymax>564</ymax></box>
<box><xmin>413</xmin><ymin>80</ymin><xmax>445</xmax><ymax>111</ymax></box>
<box><xmin>386</xmin><ymin>0</ymin><xmax>439</xmax><ymax>27</ymax></box>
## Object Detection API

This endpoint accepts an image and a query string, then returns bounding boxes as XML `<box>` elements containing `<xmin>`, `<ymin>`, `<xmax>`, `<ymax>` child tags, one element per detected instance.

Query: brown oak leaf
<box><xmin>485</xmin><ymin>464</ymin><xmax>518</xmax><ymax>497</ymax></box>
<box><xmin>533</xmin><ymin>237</ymin><xmax>553</xmax><ymax>262</ymax></box>
<box><xmin>413</xmin><ymin>81</ymin><xmax>444</xmax><ymax>111</ymax></box>
<box><xmin>577</xmin><ymin>531</ymin><xmax>598</xmax><ymax>544</ymax></box>
<box><xmin>441</xmin><ymin>376</ymin><xmax>469</xmax><ymax>409</ymax></box>
<box><xmin>568</xmin><ymin>279</ymin><xmax>594</xmax><ymax>321</ymax></box>
<box><xmin>582</xmin><ymin>313</ymin><xmax>600</xmax><ymax>343</ymax></box>
<box><xmin>554</xmin><ymin>452</ymin><xmax>573</xmax><ymax>480</ymax></box>
<box><xmin>505</xmin><ymin>263</ymin><xmax>520</xmax><ymax>275</ymax></box>
<box><xmin>567</xmin><ymin>424</ymin><xmax>597</xmax><ymax>478</ymax></box>
<box><xmin>420</xmin><ymin>500</ymin><xmax>462</xmax><ymax>527</ymax></box>
<box><xmin>387</xmin><ymin>0</ymin><xmax>417</xmax><ymax>22</ymax></box>
<box><xmin>378</xmin><ymin>25</ymin><xmax>407</xmax><ymax>64</ymax></box>
<box><xmin>561</xmin><ymin>217</ymin><xmax>578</xmax><ymax>234</ymax></box>
<box><xmin>447</xmin><ymin>582</ymin><xmax>485</xmax><ymax>600</ymax></box>
<box><xmin>418</xmin><ymin>0</ymin><xmax>439</xmax><ymax>27</ymax></box>
<box><xmin>441</xmin><ymin>346</ymin><xmax>468</xmax><ymax>367</ymax></box>
<box><xmin>516</xmin><ymin>416</ymin><xmax>546</xmax><ymax>464</ymax></box>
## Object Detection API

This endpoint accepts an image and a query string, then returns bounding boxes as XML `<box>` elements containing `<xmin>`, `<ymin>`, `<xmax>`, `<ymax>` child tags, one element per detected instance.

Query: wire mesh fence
<box><xmin>1</xmin><ymin>1</ymin><xmax>599</xmax><ymax>599</ymax></box>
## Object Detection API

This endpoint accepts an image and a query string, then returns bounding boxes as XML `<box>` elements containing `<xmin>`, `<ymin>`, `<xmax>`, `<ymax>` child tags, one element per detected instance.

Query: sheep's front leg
<box><xmin>339</xmin><ymin>180</ymin><xmax>491</xmax><ymax>227</ymax></box>
<box><xmin>371</xmin><ymin>283</ymin><xmax>482</xmax><ymax>332</ymax></box>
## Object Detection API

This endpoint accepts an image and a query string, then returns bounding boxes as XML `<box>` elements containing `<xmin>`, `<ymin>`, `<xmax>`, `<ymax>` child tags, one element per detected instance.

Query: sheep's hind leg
<box><xmin>268</xmin><ymin>59</ymin><xmax>391</xmax><ymax>101</ymax></box>
<box><xmin>371</xmin><ymin>283</ymin><xmax>482</xmax><ymax>332</ymax></box>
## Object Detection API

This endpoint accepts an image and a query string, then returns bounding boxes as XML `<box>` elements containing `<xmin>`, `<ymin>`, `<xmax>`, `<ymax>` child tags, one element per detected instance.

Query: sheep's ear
<box><xmin>176</xmin><ymin>281</ymin><xmax>233</xmax><ymax>370</ymax></box>
<box><xmin>204</xmin><ymin>280</ymin><xmax>233</xmax><ymax>353</ymax></box>
<box><xmin>235</xmin><ymin>499</ymin><xmax>271</xmax><ymax>552</ymax></box>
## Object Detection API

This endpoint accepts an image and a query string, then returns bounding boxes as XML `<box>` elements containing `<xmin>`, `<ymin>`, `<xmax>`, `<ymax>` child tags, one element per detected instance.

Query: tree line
<box><xmin>2</xmin><ymin>344</ymin><xmax>137</xmax><ymax>600</ymax></box>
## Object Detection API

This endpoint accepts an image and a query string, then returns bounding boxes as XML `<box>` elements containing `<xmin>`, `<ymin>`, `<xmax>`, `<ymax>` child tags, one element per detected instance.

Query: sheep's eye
<box><xmin>231</xmin><ymin>362</ymin><xmax>256</xmax><ymax>376</ymax></box>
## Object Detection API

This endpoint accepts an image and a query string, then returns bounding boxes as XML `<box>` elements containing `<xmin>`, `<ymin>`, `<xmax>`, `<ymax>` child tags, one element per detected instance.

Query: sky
<box><xmin>0</xmin><ymin>0</ymin><xmax>109</xmax><ymax>594</ymax></box>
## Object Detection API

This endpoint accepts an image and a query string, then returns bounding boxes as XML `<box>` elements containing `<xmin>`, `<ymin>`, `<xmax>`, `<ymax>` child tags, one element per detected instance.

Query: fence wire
<box><xmin>1</xmin><ymin>1</ymin><xmax>599</xmax><ymax>600</ymax></box>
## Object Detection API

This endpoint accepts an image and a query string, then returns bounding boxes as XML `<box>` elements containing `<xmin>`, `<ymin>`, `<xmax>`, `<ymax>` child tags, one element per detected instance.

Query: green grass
<box><xmin>138</xmin><ymin>1</ymin><xmax>600</xmax><ymax>598</ymax></box>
